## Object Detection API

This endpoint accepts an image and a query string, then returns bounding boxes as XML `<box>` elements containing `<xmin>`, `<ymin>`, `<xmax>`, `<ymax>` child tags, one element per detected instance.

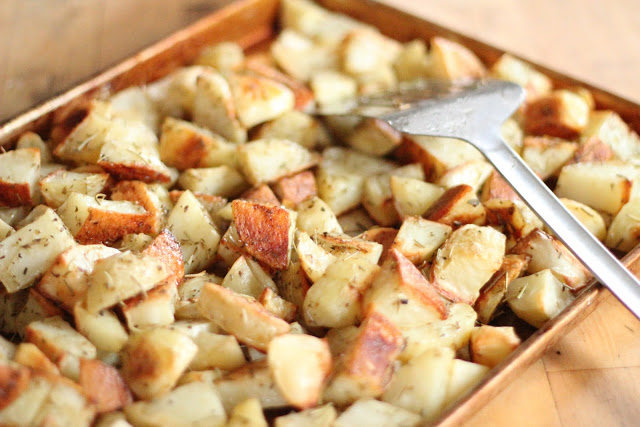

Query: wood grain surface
<box><xmin>1</xmin><ymin>1</ymin><xmax>639</xmax><ymax>426</ymax></box>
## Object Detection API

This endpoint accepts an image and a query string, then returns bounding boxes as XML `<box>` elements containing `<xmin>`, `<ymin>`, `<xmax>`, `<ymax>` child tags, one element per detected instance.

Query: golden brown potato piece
<box><xmin>474</xmin><ymin>254</ymin><xmax>530</xmax><ymax>324</ymax></box>
<box><xmin>480</xmin><ymin>170</ymin><xmax>520</xmax><ymax>203</ymax></box>
<box><xmin>423</xmin><ymin>184</ymin><xmax>486</xmax><ymax>227</ymax></box>
<box><xmin>469</xmin><ymin>325</ymin><xmax>521</xmax><ymax>368</ymax></box>
<box><xmin>244</xmin><ymin>60</ymin><xmax>315</xmax><ymax>111</ymax></box>
<box><xmin>0</xmin><ymin>148</ymin><xmax>40</xmax><ymax>207</ymax></box>
<box><xmin>429</xmin><ymin>36</ymin><xmax>486</xmax><ymax>80</ymax></box>
<box><xmin>521</xmin><ymin>136</ymin><xmax>577</xmax><ymax>180</ymax></box>
<box><xmin>510</xmin><ymin>228</ymin><xmax>590</xmax><ymax>291</ymax></box>
<box><xmin>523</xmin><ymin>90</ymin><xmax>590</xmax><ymax>139</ymax></box>
<box><xmin>111</xmin><ymin>180</ymin><xmax>165</xmax><ymax>235</ymax></box>
<box><xmin>268</xmin><ymin>334</ymin><xmax>332</xmax><ymax>409</ymax></box>
<box><xmin>430</xmin><ymin>224</ymin><xmax>506</xmax><ymax>305</ymax></box>
<box><xmin>274</xmin><ymin>170</ymin><xmax>317</xmax><ymax>208</ymax></box>
<box><xmin>324</xmin><ymin>312</ymin><xmax>404</xmax><ymax>406</ymax></box>
<box><xmin>121</xmin><ymin>327</ymin><xmax>197</xmax><ymax>400</ymax></box>
<box><xmin>197</xmin><ymin>283</ymin><xmax>290</xmax><ymax>352</ymax></box>
<box><xmin>233</xmin><ymin>200</ymin><xmax>297</xmax><ymax>270</ymax></box>
<box><xmin>0</xmin><ymin>363</ymin><xmax>31</xmax><ymax>411</ymax></box>
<box><xmin>57</xmin><ymin>192</ymin><xmax>150</xmax><ymax>245</ymax></box>
<box><xmin>13</xmin><ymin>343</ymin><xmax>60</xmax><ymax>375</ymax></box>
<box><xmin>490</xmin><ymin>53</ymin><xmax>552</xmax><ymax>100</ymax></box>
<box><xmin>240</xmin><ymin>184</ymin><xmax>281</xmax><ymax>206</ymax></box>
<box><xmin>159</xmin><ymin>117</ymin><xmax>238</xmax><ymax>171</ymax></box>
<box><xmin>36</xmin><ymin>244</ymin><xmax>120</xmax><ymax>311</ymax></box>
<box><xmin>39</xmin><ymin>169</ymin><xmax>112</xmax><ymax>209</ymax></box>
<box><xmin>78</xmin><ymin>358</ymin><xmax>133</xmax><ymax>414</ymax></box>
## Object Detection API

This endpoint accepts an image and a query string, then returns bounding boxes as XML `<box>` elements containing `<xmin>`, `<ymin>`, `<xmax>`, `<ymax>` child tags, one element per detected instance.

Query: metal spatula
<box><xmin>329</xmin><ymin>79</ymin><xmax>640</xmax><ymax>320</ymax></box>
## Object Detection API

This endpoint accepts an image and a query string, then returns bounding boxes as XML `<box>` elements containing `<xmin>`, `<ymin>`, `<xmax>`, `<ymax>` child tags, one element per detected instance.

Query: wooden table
<box><xmin>1</xmin><ymin>1</ymin><xmax>639</xmax><ymax>425</ymax></box>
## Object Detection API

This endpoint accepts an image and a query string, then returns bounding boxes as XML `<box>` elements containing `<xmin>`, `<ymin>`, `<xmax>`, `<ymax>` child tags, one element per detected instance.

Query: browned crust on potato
<box><xmin>29</xmin><ymin>289</ymin><xmax>64</xmax><ymax>317</ymax></box>
<box><xmin>393</xmin><ymin>135</ymin><xmax>440</xmax><ymax>181</ymax></box>
<box><xmin>111</xmin><ymin>180</ymin><xmax>162</xmax><ymax>234</ymax></box>
<box><xmin>358</xmin><ymin>227</ymin><xmax>398</xmax><ymax>264</ymax></box>
<box><xmin>142</xmin><ymin>230</ymin><xmax>184</xmax><ymax>286</ymax></box>
<box><xmin>13</xmin><ymin>343</ymin><xmax>60</xmax><ymax>375</ymax></box>
<box><xmin>159</xmin><ymin>119</ymin><xmax>213</xmax><ymax>171</ymax></box>
<box><xmin>97</xmin><ymin>161</ymin><xmax>171</xmax><ymax>184</ymax></box>
<box><xmin>258</xmin><ymin>288</ymin><xmax>297</xmax><ymax>323</ymax></box>
<box><xmin>79</xmin><ymin>358</ymin><xmax>133</xmax><ymax>413</ymax></box>
<box><xmin>50</xmin><ymin>103</ymin><xmax>91</xmax><ymax>147</ymax></box>
<box><xmin>388</xmin><ymin>248</ymin><xmax>448</xmax><ymax>318</ymax></box>
<box><xmin>566</xmin><ymin>136</ymin><xmax>614</xmax><ymax>165</ymax></box>
<box><xmin>423</xmin><ymin>184</ymin><xmax>485</xmax><ymax>227</ymax></box>
<box><xmin>240</xmin><ymin>184</ymin><xmax>280</xmax><ymax>205</ymax></box>
<box><xmin>273</xmin><ymin>170</ymin><xmax>317</xmax><ymax>209</ymax></box>
<box><xmin>244</xmin><ymin>60</ymin><xmax>314</xmax><ymax>111</ymax></box>
<box><xmin>0</xmin><ymin>182</ymin><xmax>34</xmax><ymax>207</ymax></box>
<box><xmin>232</xmin><ymin>200</ymin><xmax>293</xmax><ymax>270</ymax></box>
<box><xmin>480</xmin><ymin>171</ymin><xmax>520</xmax><ymax>203</ymax></box>
<box><xmin>341</xmin><ymin>312</ymin><xmax>403</xmax><ymax>393</ymax></box>
<box><xmin>523</xmin><ymin>95</ymin><xmax>580</xmax><ymax>139</ymax></box>
<box><xmin>484</xmin><ymin>200</ymin><xmax>527</xmax><ymax>240</ymax></box>
<box><xmin>0</xmin><ymin>364</ymin><xmax>31</xmax><ymax>410</ymax></box>
<box><xmin>474</xmin><ymin>254</ymin><xmax>530</xmax><ymax>324</ymax></box>
<box><xmin>74</xmin><ymin>207</ymin><xmax>153</xmax><ymax>245</ymax></box>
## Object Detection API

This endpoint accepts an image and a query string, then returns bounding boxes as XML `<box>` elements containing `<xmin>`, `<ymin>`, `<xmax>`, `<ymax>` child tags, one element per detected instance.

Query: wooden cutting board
<box><xmin>1</xmin><ymin>1</ymin><xmax>639</xmax><ymax>425</ymax></box>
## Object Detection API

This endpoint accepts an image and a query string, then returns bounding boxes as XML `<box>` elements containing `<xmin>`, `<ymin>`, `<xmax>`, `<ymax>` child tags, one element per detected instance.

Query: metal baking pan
<box><xmin>1</xmin><ymin>0</ymin><xmax>640</xmax><ymax>424</ymax></box>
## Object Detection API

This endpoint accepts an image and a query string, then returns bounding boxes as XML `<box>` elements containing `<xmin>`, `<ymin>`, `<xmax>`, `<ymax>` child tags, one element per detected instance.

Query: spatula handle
<box><xmin>483</xmin><ymin>135</ymin><xmax>640</xmax><ymax>320</ymax></box>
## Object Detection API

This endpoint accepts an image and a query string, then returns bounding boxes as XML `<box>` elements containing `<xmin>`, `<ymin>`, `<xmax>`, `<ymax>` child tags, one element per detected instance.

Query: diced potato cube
<box><xmin>78</xmin><ymin>358</ymin><xmax>132</xmax><ymax>414</ymax></box>
<box><xmin>97</xmin><ymin>119</ymin><xmax>171</xmax><ymax>183</ymax></box>
<box><xmin>166</xmin><ymin>190</ymin><xmax>221</xmax><ymax>274</ymax></box>
<box><xmin>582</xmin><ymin>110</ymin><xmax>640</xmax><ymax>160</ymax></box>
<box><xmin>238</xmin><ymin>139</ymin><xmax>318</xmax><ymax>186</ymax></box>
<box><xmin>423</xmin><ymin>184</ymin><xmax>486</xmax><ymax>227</ymax></box>
<box><xmin>511</xmin><ymin>229</ymin><xmax>590</xmax><ymax>290</ymax></box>
<box><xmin>474</xmin><ymin>254</ymin><xmax>530</xmax><ymax>324</ymax></box>
<box><xmin>362</xmin><ymin>249</ymin><xmax>447</xmax><ymax>330</ymax></box>
<box><xmin>222</xmin><ymin>255</ymin><xmax>278</xmax><ymax>299</ymax></box>
<box><xmin>436</xmin><ymin>160</ymin><xmax>493</xmax><ymax>192</ymax></box>
<box><xmin>25</xmin><ymin>316</ymin><xmax>97</xmax><ymax>380</ymax></box>
<box><xmin>391</xmin><ymin>175</ymin><xmax>445</xmax><ymax>218</ymax></box>
<box><xmin>40</xmin><ymin>170</ymin><xmax>111</xmax><ymax>209</ymax></box>
<box><xmin>53</xmin><ymin>100</ymin><xmax>113</xmax><ymax>164</ymax></box>
<box><xmin>254</xmin><ymin>111</ymin><xmax>330</xmax><ymax>150</ymax></box>
<box><xmin>121</xmin><ymin>281</ymin><xmax>178</xmax><ymax>331</ymax></box>
<box><xmin>36</xmin><ymin>244</ymin><xmax>120</xmax><ymax>311</ymax></box>
<box><xmin>124</xmin><ymin>381</ymin><xmax>226</xmax><ymax>427</ymax></box>
<box><xmin>268</xmin><ymin>334</ymin><xmax>332</xmax><ymax>409</ymax></box>
<box><xmin>197</xmin><ymin>283</ymin><xmax>290</xmax><ymax>351</ymax></box>
<box><xmin>429</xmin><ymin>36</ymin><xmax>486</xmax><ymax>79</ymax></box>
<box><xmin>490</xmin><ymin>54</ymin><xmax>552</xmax><ymax>99</ymax></box>
<box><xmin>382</xmin><ymin>347</ymin><xmax>455</xmax><ymax>421</ymax></box>
<box><xmin>303</xmin><ymin>253</ymin><xmax>379</xmax><ymax>328</ymax></box>
<box><xmin>0</xmin><ymin>207</ymin><xmax>75</xmax><ymax>293</ymax></box>
<box><xmin>296</xmin><ymin>196</ymin><xmax>342</xmax><ymax>235</ymax></box>
<box><xmin>178</xmin><ymin>166</ymin><xmax>248</xmax><ymax>198</ymax></box>
<box><xmin>506</xmin><ymin>269</ymin><xmax>575</xmax><ymax>328</ymax></box>
<box><xmin>195</xmin><ymin>41</ymin><xmax>245</xmax><ymax>72</ymax></box>
<box><xmin>193</xmin><ymin>70</ymin><xmax>247</xmax><ymax>143</ymax></box>
<box><xmin>274</xmin><ymin>170</ymin><xmax>317</xmax><ymax>209</ymax></box>
<box><xmin>190</xmin><ymin>332</ymin><xmax>246</xmax><ymax>371</ymax></box>
<box><xmin>324</xmin><ymin>313</ymin><xmax>404</xmax><ymax>406</ymax></box>
<box><xmin>523</xmin><ymin>90</ymin><xmax>590</xmax><ymax>139</ymax></box>
<box><xmin>296</xmin><ymin>231</ymin><xmax>336</xmax><ymax>283</ymax></box>
<box><xmin>214</xmin><ymin>360</ymin><xmax>288</xmax><ymax>413</ymax></box>
<box><xmin>109</xmin><ymin>86</ymin><xmax>160</xmax><ymax>133</ymax></box>
<box><xmin>233</xmin><ymin>200</ymin><xmax>297</xmax><ymax>270</ymax></box>
<box><xmin>390</xmin><ymin>217</ymin><xmax>452</xmax><ymax>265</ymax></box>
<box><xmin>16</xmin><ymin>131</ymin><xmax>53</xmax><ymax>164</ymax></box>
<box><xmin>0</xmin><ymin>148</ymin><xmax>40</xmax><ymax>207</ymax></box>
<box><xmin>393</xmin><ymin>39</ymin><xmax>430</xmax><ymax>82</ymax></box>
<box><xmin>555</xmin><ymin>161</ymin><xmax>635</xmax><ymax>215</ymax></box>
<box><xmin>13</xmin><ymin>342</ymin><xmax>59</xmax><ymax>375</ymax></box>
<box><xmin>469</xmin><ymin>325</ymin><xmax>521</xmax><ymax>368</ymax></box>
<box><xmin>430</xmin><ymin>224</ymin><xmax>505</xmax><ymax>304</ymax></box>
<box><xmin>560</xmin><ymin>198</ymin><xmax>606</xmax><ymax>242</ymax></box>
<box><xmin>121</xmin><ymin>327</ymin><xmax>197</xmax><ymax>399</ymax></box>
<box><xmin>85</xmin><ymin>251</ymin><xmax>171</xmax><ymax>314</ymax></box>
<box><xmin>444</xmin><ymin>359</ymin><xmax>489</xmax><ymax>409</ymax></box>
<box><xmin>605</xmin><ymin>198</ymin><xmax>640</xmax><ymax>252</ymax></box>
<box><xmin>159</xmin><ymin>117</ymin><xmax>238</xmax><ymax>170</ymax></box>
<box><xmin>521</xmin><ymin>136</ymin><xmax>577</xmax><ymax>180</ymax></box>
<box><xmin>229</xmin><ymin>73</ymin><xmax>295</xmax><ymax>128</ymax></box>
<box><xmin>74</xmin><ymin>304</ymin><xmax>128</xmax><ymax>352</ymax></box>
